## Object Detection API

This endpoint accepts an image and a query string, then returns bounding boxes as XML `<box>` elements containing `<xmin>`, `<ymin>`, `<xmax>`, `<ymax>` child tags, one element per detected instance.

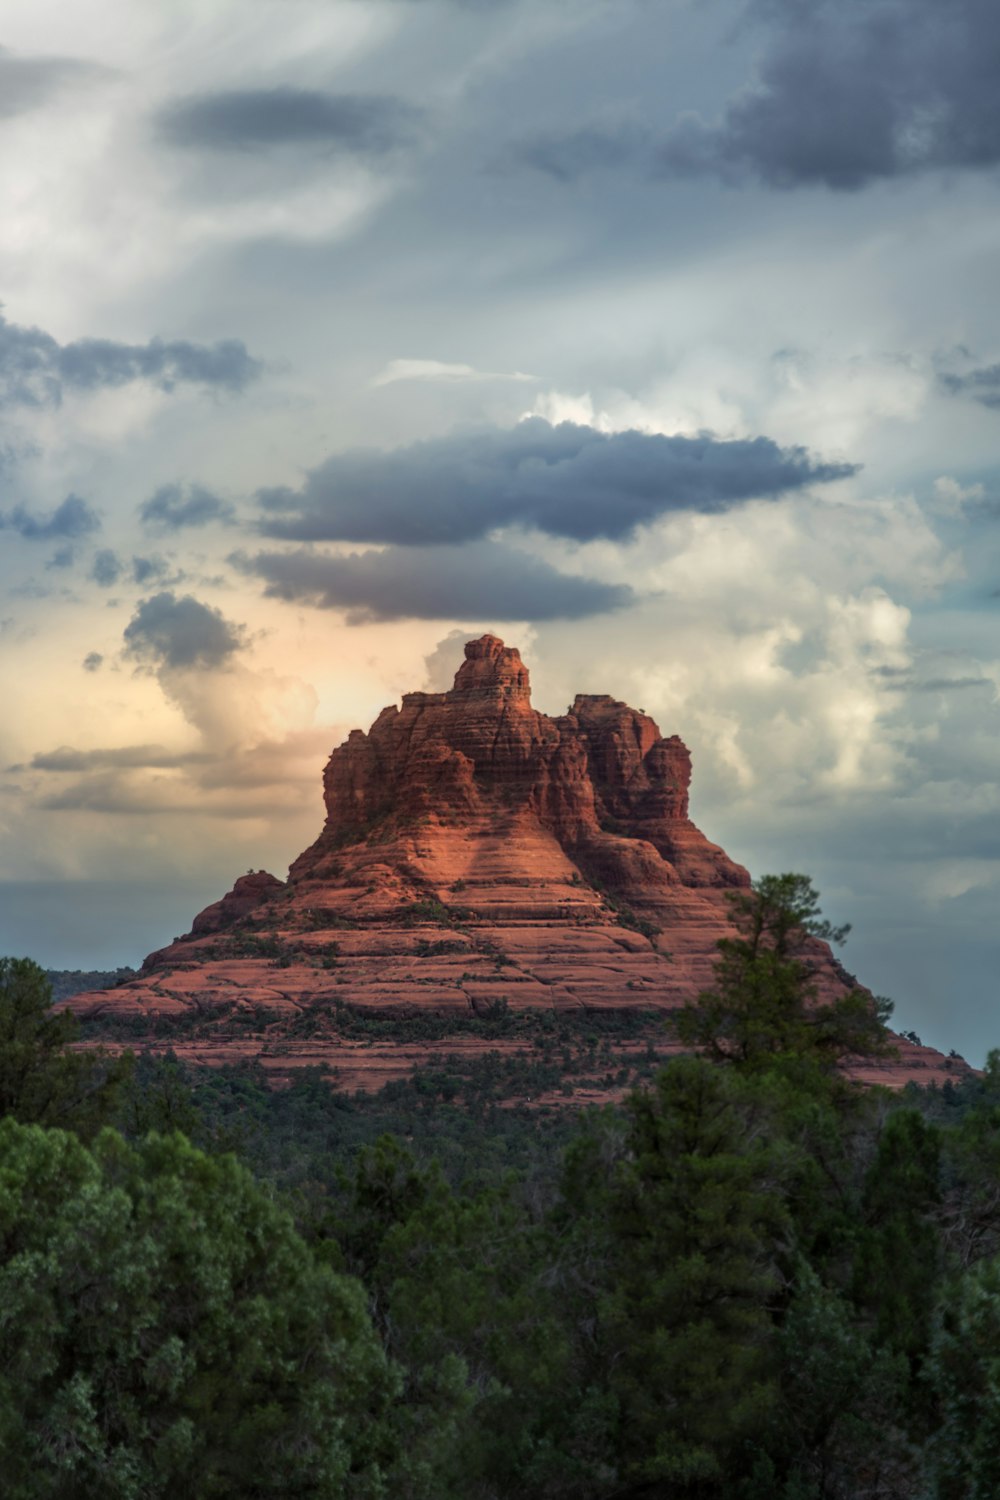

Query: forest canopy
<box><xmin>2</xmin><ymin>881</ymin><xmax>999</xmax><ymax>1499</ymax></box>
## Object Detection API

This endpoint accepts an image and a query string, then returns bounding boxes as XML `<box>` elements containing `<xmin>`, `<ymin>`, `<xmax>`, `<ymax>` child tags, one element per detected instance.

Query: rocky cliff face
<box><xmin>291</xmin><ymin>633</ymin><xmax>747</xmax><ymax>909</ymax></box>
<box><xmin>63</xmin><ymin>635</ymin><xmax>969</xmax><ymax>1094</ymax></box>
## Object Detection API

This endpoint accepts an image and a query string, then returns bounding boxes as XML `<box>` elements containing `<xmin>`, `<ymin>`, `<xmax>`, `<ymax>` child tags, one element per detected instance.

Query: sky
<box><xmin>1</xmin><ymin>0</ymin><xmax>999</xmax><ymax>1062</ymax></box>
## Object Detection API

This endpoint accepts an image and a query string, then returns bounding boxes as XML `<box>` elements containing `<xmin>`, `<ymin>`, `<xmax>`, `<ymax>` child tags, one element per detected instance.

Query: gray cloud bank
<box><xmin>257</xmin><ymin>418</ymin><xmax>856</xmax><ymax>545</ymax></box>
<box><xmin>235</xmin><ymin>541</ymin><xmax>635</xmax><ymax>622</ymax></box>
<box><xmin>0</xmin><ymin>311</ymin><xmax>261</xmax><ymax>408</ymax></box>
<box><xmin>123</xmin><ymin>592</ymin><xmax>246</xmax><ymax>670</ymax></box>
<box><xmin>514</xmin><ymin>0</ymin><xmax>1000</xmax><ymax>191</ymax></box>
<box><xmin>158</xmin><ymin>87</ymin><xmax>424</xmax><ymax>156</ymax></box>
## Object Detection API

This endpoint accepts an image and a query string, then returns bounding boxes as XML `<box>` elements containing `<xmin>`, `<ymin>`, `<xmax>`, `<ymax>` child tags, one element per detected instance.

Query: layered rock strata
<box><xmin>64</xmin><ymin>636</ymin><xmax>969</xmax><ymax>1092</ymax></box>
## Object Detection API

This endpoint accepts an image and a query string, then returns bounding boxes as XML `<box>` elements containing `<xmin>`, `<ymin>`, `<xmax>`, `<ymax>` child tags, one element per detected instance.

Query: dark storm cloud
<box><xmin>256</xmin><ymin>419</ymin><xmax>856</xmax><ymax>546</ymax></box>
<box><xmin>122</xmin><ymin>592</ymin><xmax>246</xmax><ymax>670</ymax></box>
<box><xmin>139</xmin><ymin>482</ymin><xmax>235</xmax><ymax>529</ymax></box>
<box><xmin>0</xmin><ymin>311</ymin><xmax>262</xmax><ymax>409</ymax></box>
<box><xmin>0</xmin><ymin>494</ymin><xmax>100</xmax><ymax>540</ymax></box>
<box><xmin>91</xmin><ymin>549</ymin><xmax>123</xmax><ymax>588</ymax></box>
<box><xmin>157</xmin><ymin>87</ymin><xmax>424</xmax><ymax>155</ymax></box>
<box><xmin>509</xmin><ymin>0</ymin><xmax>1000</xmax><ymax>191</ymax></box>
<box><xmin>0</xmin><ymin>44</ymin><xmax>109</xmax><ymax>119</ymax></box>
<box><xmin>658</xmin><ymin>0</ymin><xmax>1000</xmax><ymax>190</ymax></box>
<box><xmin>31</xmin><ymin>744</ymin><xmax>212</xmax><ymax>772</ymax></box>
<box><xmin>940</xmin><ymin>364</ymin><xmax>1000</xmax><ymax>410</ymax></box>
<box><xmin>233</xmin><ymin>541</ymin><xmax>635</xmax><ymax>623</ymax></box>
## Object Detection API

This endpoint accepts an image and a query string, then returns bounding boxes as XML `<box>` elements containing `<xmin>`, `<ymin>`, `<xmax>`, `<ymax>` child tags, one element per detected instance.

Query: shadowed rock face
<box><xmin>63</xmin><ymin>636</ymin><xmax>972</xmax><ymax>1094</ymax></box>
<box><xmin>190</xmin><ymin>871</ymin><xmax>286</xmax><ymax>936</ymax></box>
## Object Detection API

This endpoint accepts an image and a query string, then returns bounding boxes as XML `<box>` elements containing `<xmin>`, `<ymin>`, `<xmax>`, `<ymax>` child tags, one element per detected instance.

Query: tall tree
<box><xmin>600</xmin><ymin>1058</ymin><xmax>789</xmax><ymax>1495</ymax></box>
<box><xmin>0</xmin><ymin>957</ymin><xmax>132</xmax><ymax>1138</ymax></box>
<box><xmin>673</xmin><ymin>875</ymin><xmax>892</xmax><ymax>1075</ymax></box>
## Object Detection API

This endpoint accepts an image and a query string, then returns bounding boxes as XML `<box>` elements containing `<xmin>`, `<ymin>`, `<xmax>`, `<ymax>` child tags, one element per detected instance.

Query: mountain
<box><xmin>64</xmin><ymin>635</ymin><xmax>969</xmax><ymax>1094</ymax></box>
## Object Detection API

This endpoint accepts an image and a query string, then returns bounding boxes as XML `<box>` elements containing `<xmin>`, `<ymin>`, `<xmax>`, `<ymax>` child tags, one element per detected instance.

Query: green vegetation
<box><xmin>0</xmin><ymin>957</ymin><xmax>133</xmax><ymax>1140</ymax></box>
<box><xmin>4</xmin><ymin>879</ymin><xmax>1000</xmax><ymax>1497</ymax></box>
<box><xmin>673</xmin><ymin>873</ymin><xmax>893</xmax><ymax>1072</ymax></box>
<box><xmin>0</xmin><ymin>1121</ymin><xmax>398</xmax><ymax>1499</ymax></box>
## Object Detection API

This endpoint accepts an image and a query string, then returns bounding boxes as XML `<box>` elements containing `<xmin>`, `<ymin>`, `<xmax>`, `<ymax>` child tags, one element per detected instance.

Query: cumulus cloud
<box><xmin>157</xmin><ymin>87</ymin><xmax>424</xmax><ymax>156</ymax></box>
<box><xmin>256</xmin><ymin>418</ymin><xmax>856</xmax><ymax>546</ymax></box>
<box><xmin>0</xmin><ymin>44</ymin><xmax>109</xmax><ymax>119</ymax></box>
<box><xmin>0</xmin><ymin>310</ymin><xmax>262</xmax><ymax>409</ymax></box>
<box><xmin>90</xmin><ymin>549</ymin><xmax>123</xmax><ymax>588</ymax></box>
<box><xmin>123</xmin><ymin>592</ymin><xmax>246</xmax><ymax>671</ymax></box>
<box><xmin>423</xmin><ymin>628</ymin><xmax>476</xmax><ymax>690</ymax></box>
<box><xmin>0</xmin><ymin>494</ymin><xmax>100</xmax><ymax>541</ymax></box>
<box><xmin>508</xmin><ymin>0</ymin><xmax>1000</xmax><ymax>192</ymax></box>
<box><xmin>657</xmin><ymin>0</ymin><xmax>1000</xmax><ymax>190</ymax></box>
<box><xmin>81</xmin><ymin>652</ymin><xmax>103</xmax><ymax>672</ymax></box>
<box><xmin>139</xmin><ymin>482</ymin><xmax>235</xmax><ymax>529</ymax></box>
<box><xmin>234</xmin><ymin>540</ymin><xmax>635</xmax><ymax>622</ymax></box>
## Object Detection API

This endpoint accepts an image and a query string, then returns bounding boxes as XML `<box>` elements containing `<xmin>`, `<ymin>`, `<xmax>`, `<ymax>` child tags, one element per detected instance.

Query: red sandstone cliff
<box><xmin>63</xmin><ymin>636</ymin><xmax>969</xmax><ymax>1093</ymax></box>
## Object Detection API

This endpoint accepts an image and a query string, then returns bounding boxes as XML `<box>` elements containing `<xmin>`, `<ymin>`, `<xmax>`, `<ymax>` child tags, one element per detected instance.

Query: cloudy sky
<box><xmin>1</xmin><ymin>0</ymin><xmax>999</xmax><ymax>1060</ymax></box>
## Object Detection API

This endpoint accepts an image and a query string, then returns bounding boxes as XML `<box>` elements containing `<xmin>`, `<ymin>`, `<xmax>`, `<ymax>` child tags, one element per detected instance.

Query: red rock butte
<box><xmin>66</xmin><ymin>635</ymin><xmax>968</xmax><ymax>1093</ymax></box>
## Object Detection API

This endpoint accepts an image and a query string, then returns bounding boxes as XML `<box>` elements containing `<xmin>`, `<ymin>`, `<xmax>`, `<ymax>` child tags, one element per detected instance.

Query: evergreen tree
<box><xmin>601</xmin><ymin>1058</ymin><xmax>790</xmax><ymax>1495</ymax></box>
<box><xmin>673</xmin><ymin>875</ymin><xmax>892</xmax><ymax>1074</ymax></box>
<box><xmin>928</xmin><ymin>1254</ymin><xmax>1000</xmax><ymax>1500</ymax></box>
<box><xmin>0</xmin><ymin>957</ymin><xmax>132</xmax><ymax>1139</ymax></box>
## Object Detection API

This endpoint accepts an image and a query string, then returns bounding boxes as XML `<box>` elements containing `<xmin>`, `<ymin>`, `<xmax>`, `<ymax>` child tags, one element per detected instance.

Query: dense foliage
<box><xmin>4</xmin><ymin>881</ymin><xmax>1000</xmax><ymax>1497</ymax></box>
<box><xmin>0</xmin><ymin>957</ymin><xmax>133</xmax><ymax>1139</ymax></box>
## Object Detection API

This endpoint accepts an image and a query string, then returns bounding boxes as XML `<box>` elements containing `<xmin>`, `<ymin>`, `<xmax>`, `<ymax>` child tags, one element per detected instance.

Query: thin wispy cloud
<box><xmin>0</xmin><ymin>43</ymin><xmax>111</xmax><ymax>119</ymax></box>
<box><xmin>157</xmin><ymin>88</ymin><xmax>424</xmax><ymax>157</ymax></box>
<box><xmin>371</xmin><ymin>359</ymin><xmax>537</xmax><ymax>387</ymax></box>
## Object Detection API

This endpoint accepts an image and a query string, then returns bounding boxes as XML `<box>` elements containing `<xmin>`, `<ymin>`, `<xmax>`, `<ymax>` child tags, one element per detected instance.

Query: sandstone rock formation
<box><xmin>64</xmin><ymin>635</ymin><xmax>969</xmax><ymax>1093</ymax></box>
